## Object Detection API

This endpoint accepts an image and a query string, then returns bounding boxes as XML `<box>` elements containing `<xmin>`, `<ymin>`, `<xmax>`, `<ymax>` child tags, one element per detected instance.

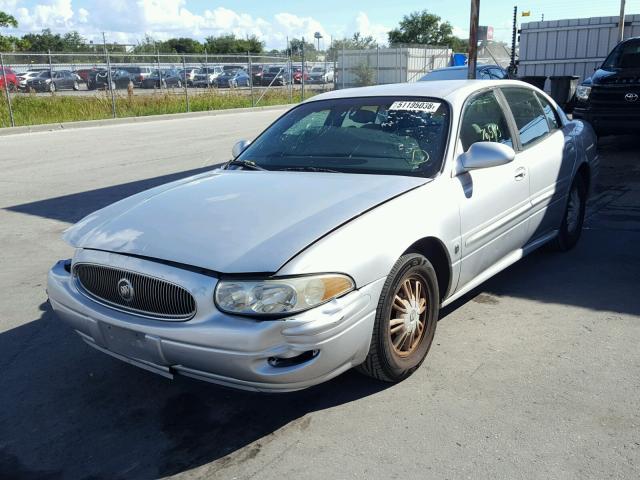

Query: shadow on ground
<box><xmin>0</xmin><ymin>302</ymin><xmax>391</xmax><ymax>479</ymax></box>
<box><xmin>4</xmin><ymin>165</ymin><xmax>218</xmax><ymax>224</ymax></box>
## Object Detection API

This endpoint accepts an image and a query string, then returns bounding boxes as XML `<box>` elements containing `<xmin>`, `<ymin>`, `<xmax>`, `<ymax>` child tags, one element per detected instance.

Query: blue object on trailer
<box><xmin>452</xmin><ymin>53</ymin><xmax>467</xmax><ymax>66</ymax></box>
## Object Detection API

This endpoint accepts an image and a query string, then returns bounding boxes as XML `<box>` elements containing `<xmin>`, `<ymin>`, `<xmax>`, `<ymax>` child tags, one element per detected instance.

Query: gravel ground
<box><xmin>0</xmin><ymin>116</ymin><xmax>638</xmax><ymax>479</ymax></box>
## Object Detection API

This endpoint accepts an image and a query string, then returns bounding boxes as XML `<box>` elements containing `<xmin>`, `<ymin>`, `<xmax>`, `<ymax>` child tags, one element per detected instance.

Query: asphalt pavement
<box><xmin>0</xmin><ymin>114</ymin><xmax>638</xmax><ymax>479</ymax></box>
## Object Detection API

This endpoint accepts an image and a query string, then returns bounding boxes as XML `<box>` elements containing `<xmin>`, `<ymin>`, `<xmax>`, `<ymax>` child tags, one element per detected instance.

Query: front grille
<box><xmin>74</xmin><ymin>263</ymin><xmax>196</xmax><ymax>320</ymax></box>
<box><xmin>590</xmin><ymin>86</ymin><xmax>640</xmax><ymax>112</ymax></box>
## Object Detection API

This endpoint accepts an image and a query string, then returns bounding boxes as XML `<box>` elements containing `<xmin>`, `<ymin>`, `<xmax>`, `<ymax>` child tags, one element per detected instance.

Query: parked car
<box><xmin>16</xmin><ymin>70</ymin><xmax>44</xmax><ymax>90</ymax></box>
<box><xmin>119</xmin><ymin>66</ymin><xmax>154</xmax><ymax>86</ymax></box>
<box><xmin>0</xmin><ymin>66</ymin><xmax>17</xmax><ymax>91</ymax></box>
<box><xmin>223</xmin><ymin>64</ymin><xmax>245</xmax><ymax>73</ymax></box>
<box><xmin>308</xmin><ymin>66</ymin><xmax>334</xmax><ymax>84</ymax></box>
<box><xmin>251</xmin><ymin>64</ymin><xmax>264</xmax><ymax>84</ymax></box>
<box><xmin>292</xmin><ymin>65</ymin><xmax>309</xmax><ymax>84</ymax></box>
<box><xmin>420</xmin><ymin>64</ymin><xmax>508</xmax><ymax>81</ymax></box>
<box><xmin>88</xmin><ymin>69</ymin><xmax>135</xmax><ymax>90</ymax></box>
<box><xmin>215</xmin><ymin>68</ymin><xmax>251</xmax><ymax>88</ymax></box>
<box><xmin>573</xmin><ymin>36</ymin><xmax>640</xmax><ymax>136</ymax></box>
<box><xmin>178</xmin><ymin>68</ymin><xmax>199</xmax><ymax>86</ymax></box>
<box><xmin>261</xmin><ymin>65</ymin><xmax>291</xmax><ymax>86</ymax></box>
<box><xmin>140</xmin><ymin>69</ymin><xmax>183</xmax><ymax>89</ymax></box>
<box><xmin>26</xmin><ymin>70</ymin><xmax>80</xmax><ymax>92</ymax></box>
<box><xmin>192</xmin><ymin>66</ymin><xmax>224</xmax><ymax>87</ymax></box>
<box><xmin>48</xmin><ymin>79</ymin><xmax>598</xmax><ymax>392</ymax></box>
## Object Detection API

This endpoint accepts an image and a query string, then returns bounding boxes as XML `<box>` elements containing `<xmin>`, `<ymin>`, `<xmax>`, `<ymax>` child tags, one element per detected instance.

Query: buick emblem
<box><xmin>117</xmin><ymin>278</ymin><xmax>134</xmax><ymax>302</ymax></box>
<box><xmin>625</xmin><ymin>92</ymin><xmax>638</xmax><ymax>102</ymax></box>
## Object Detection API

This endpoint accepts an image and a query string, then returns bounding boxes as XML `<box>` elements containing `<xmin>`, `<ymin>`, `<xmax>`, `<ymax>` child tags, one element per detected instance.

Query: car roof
<box><xmin>305</xmin><ymin>79</ymin><xmax>536</xmax><ymax>107</ymax></box>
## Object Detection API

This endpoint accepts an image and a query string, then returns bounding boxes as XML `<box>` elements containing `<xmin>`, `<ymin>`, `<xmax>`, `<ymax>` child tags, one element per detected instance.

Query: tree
<box><xmin>163</xmin><ymin>37</ymin><xmax>204</xmax><ymax>54</ymax></box>
<box><xmin>21</xmin><ymin>29</ymin><xmax>65</xmax><ymax>51</ymax></box>
<box><xmin>0</xmin><ymin>11</ymin><xmax>18</xmax><ymax>28</ymax></box>
<box><xmin>328</xmin><ymin>32</ymin><xmax>378</xmax><ymax>60</ymax></box>
<box><xmin>288</xmin><ymin>37</ymin><xmax>316</xmax><ymax>60</ymax></box>
<box><xmin>204</xmin><ymin>34</ymin><xmax>263</xmax><ymax>54</ymax></box>
<box><xmin>388</xmin><ymin>10</ymin><xmax>461</xmax><ymax>47</ymax></box>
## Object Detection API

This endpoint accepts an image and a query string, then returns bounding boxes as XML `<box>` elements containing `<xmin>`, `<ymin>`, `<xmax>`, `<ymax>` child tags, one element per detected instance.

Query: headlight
<box><xmin>576</xmin><ymin>85</ymin><xmax>591</xmax><ymax>101</ymax></box>
<box><xmin>214</xmin><ymin>274</ymin><xmax>355</xmax><ymax>316</ymax></box>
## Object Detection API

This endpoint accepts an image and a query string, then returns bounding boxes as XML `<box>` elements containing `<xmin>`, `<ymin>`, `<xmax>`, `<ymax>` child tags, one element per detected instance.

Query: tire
<box><xmin>357</xmin><ymin>253</ymin><xmax>439</xmax><ymax>382</ymax></box>
<box><xmin>49</xmin><ymin>82</ymin><xmax>56</xmax><ymax>93</ymax></box>
<box><xmin>73</xmin><ymin>81</ymin><xmax>79</xmax><ymax>91</ymax></box>
<box><xmin>550</xmin><ymin>174</ymin><xmax>587</xmax><ymax>251</ymax></box>
<box><xmin>110</xmin><ymin>81</ymin><xmax>116</xmax><ymax>91</ymax></box>
<box><xmin>176</xmin><ymin>80</ymin><xmax>182</xmax><ymax>88</ymax></box>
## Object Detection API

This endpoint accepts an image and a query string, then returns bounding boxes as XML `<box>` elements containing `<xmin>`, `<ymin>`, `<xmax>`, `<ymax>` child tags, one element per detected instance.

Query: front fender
<box><xmin>277</xmin><ymin>178</ymin><xmax>460</xmax><ymax>290</ymax></box>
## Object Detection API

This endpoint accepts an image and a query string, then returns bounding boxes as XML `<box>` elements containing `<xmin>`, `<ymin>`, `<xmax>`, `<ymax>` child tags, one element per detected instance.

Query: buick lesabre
<box><xmin>48</xmin><ymin>80</ymin><xmax>599</xmax><ymax>392</ymax></box>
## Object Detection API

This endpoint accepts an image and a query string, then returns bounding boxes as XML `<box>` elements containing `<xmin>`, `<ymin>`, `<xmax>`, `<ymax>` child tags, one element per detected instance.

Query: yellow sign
<box><xmin>522</xmin><ymin>11</ymin><xmax>531</xmax><ymax>17</ymax></box>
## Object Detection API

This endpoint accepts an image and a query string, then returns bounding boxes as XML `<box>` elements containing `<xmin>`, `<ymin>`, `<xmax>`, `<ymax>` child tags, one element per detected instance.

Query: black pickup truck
<box><xmin>573</xmin><ymin>37</ymin><xmax>640</xmax><ymax>136</ymax></box>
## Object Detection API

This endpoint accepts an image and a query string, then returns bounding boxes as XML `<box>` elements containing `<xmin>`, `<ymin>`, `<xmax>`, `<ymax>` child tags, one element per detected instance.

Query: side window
<box><xmin>501</xmin><ymin>88</ymin><xmax>550</xmax><ymax>148</ymax></box>
<box><xmin>460</xmin><ymin>90</ymin><xmax>513</xmax><ymax>151</ymax></box>
<box><xmin>535</xmin><ymin>92</ymin><xmax>560</xmax><ymax>130</ymax></box>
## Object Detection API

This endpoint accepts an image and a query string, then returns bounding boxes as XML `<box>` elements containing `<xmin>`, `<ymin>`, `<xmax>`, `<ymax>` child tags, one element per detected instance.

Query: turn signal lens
<box><xmin>215</xmin><ymin>274</ymin><xmax>354</xmax><ymax>316</ymax></box>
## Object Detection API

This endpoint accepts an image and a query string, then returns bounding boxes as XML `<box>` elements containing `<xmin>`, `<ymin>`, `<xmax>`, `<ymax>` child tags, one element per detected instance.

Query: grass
<box><xmin>0</xmin><ymin>88</ymin><xmax>315</xmax><ymax>128</ymax></box>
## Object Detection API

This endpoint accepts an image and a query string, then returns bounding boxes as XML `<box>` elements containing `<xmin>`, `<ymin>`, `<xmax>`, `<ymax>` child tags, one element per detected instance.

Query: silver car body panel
<box><xmin>49</xmin><ymin>79</ymin><xmax>599</xmax><ymax>391</ymax></box>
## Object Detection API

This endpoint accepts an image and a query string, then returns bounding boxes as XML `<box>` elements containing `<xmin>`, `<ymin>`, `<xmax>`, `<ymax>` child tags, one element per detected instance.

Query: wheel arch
<box><xmin>403</xmin><ymin>236</ymin><xmax>452</xmax><ymax>302</ymax></box>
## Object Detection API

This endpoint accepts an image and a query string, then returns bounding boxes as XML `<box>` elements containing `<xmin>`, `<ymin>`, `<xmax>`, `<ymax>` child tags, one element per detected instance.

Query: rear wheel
<box><xmin>550</xmin><ymin>174</ymin><xmax>587</xmax><ymax>251</ymax></box>
<box><xmin>357</xmin><ymin>253</ymin><xmax>439</xmax><ymax>382</ymax></box>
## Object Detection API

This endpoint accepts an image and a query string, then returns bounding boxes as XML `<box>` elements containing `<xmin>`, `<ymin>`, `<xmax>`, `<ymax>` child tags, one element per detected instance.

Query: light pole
<box><xmin>314</xmin><ymin>32</ymin><xmax>323</xmax><ymax>52</ymax></box>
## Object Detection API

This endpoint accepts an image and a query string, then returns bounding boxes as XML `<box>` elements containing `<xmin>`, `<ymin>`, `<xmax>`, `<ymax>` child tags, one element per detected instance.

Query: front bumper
<box><xmin>573</xmin><ymin>107</ymin><xmax>640</xmax><ymax>134</ymax></box>
<box><xmin>47</xmin><ymin>250</ymin><xmax>383</xmax><ymax>392</ymax></box>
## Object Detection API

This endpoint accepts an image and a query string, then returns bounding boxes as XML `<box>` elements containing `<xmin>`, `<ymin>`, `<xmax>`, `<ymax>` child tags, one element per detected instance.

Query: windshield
<box><xmin>602</xmin><ymin>39</ymin><xmax>640</xmax><ymax>69</ymax></box>
<box><xmin>268</xmin><ymin>67</ymin><xmax>283</xmax><ymax>73</ymax></box>
<box><xmin>312</xmin><ymin>67</ymin><xmax>324</xmax><ymax>73</ymax></box>
<box><xmin>37</xmin><ymin>71</ymin><xmax>51</xmax><ymax>78</ymax></box>
<box><xmin>237</xmin><ymin>97</ymin><xmax>450</xmax><ymax>177</ymax></box>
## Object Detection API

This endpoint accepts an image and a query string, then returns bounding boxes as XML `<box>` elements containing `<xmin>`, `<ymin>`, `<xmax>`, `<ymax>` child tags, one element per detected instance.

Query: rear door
<box><xmin>499</xmin><ymin>87</ymin><xmax>570</xmax><ymax>242</ymax></box>
<box><xmin>455</xmin><ymin>89</ymin><xmax>532</xmax><ymax>290</ymax></box>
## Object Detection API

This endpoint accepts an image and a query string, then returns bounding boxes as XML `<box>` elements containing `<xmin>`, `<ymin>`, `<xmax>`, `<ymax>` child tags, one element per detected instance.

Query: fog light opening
<box><xmin>268</xmin><ymin>350</ymin><xmax>319</xmax><ymax>368</ymax></box>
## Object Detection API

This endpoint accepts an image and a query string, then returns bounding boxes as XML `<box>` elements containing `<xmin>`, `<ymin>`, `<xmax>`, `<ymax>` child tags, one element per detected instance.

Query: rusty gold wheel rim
<box><xmin>389</xmin><ymin>275</ymin><xmax>427</xmax><ymax>358</ymax></box>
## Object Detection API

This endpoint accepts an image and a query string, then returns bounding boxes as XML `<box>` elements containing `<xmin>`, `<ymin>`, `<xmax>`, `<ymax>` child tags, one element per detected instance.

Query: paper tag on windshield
<box><xmin>389</xmin><ymin>101</ymin><xmax>441</xmax><ymax>113</ymax></box>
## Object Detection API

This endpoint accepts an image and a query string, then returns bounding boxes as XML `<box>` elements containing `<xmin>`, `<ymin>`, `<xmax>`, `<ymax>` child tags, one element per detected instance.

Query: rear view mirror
<box><xmin>232</xmin><ymin>139</ymin><xmax>251</xmax><ymax>158</ymax></box>
<box><xmin>460</xmin><ymin>142</ymin><xmax>515</xmax><ymax>171</ymax></box>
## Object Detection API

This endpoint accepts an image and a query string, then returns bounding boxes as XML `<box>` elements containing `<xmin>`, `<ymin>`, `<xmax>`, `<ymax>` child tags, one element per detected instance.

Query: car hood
<box><xmin>588</xmin><ymin>68</ymin><xmax>640</xmax><ymax>86</ymax></box>
<box><xmin>65</xmin><ymin>169</ymin><xmax>428</xmax><ymax>273</ymax></box>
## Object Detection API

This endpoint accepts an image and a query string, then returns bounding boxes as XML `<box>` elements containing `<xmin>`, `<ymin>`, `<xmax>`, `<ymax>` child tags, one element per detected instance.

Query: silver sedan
<box><xmin>48</xmin><ymin>80</ymin><xmax>599</xmax><ymax>392</ymax></box>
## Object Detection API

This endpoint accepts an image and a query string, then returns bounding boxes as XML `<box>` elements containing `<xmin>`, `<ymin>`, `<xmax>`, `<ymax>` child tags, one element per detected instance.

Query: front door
<box><xmin>455</xmin><ymin>89</ymin><xmax>532</xmax><ymax>290</ymax></box>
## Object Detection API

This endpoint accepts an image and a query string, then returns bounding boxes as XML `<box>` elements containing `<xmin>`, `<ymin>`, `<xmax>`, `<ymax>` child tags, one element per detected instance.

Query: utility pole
<box><xmin>618</xmin><ymin>0</ymin><xmax>626</xmax><ymax>42</ymax></box>
<box><xmin>468</xmin><ymin>0</ymin><xmax>480</xmax><ymax>79</ymax></box>
<box><xmin>509</xmin><ymin>6</ymin><xmax>518</xmax><ymax>77</ymax></box>
<box><xmin>102</xmin><ymin>32</ymin><xmax>117</xmax><ymax>118</ymax></box>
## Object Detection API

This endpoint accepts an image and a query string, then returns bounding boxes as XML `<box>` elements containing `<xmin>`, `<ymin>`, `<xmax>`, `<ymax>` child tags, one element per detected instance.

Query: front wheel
<box><xmin>73</xmin><ymin>81</ymin><xmax>80</xmax><ymax>91</ymax></box>
<box><xmin>49</xmin><ymin>82</ymin><xmax>56</xmax><ymax>93</ymax></box>
<box><xmin>550</xmin><ymin>174</ymin><xmax>587</xmax><ymax>251</ymax></box>
<box><xmin>357</xmin><ymin>253</ymin><xmax>439</xmax><ymax>383</ymax></box>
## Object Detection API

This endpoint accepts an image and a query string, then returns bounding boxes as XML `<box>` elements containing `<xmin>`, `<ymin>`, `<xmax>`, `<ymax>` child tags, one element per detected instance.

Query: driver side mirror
<box><xmin>232</xmin><ymin>139</ymin><xmax>251</xmax><ymax>158</ymax></box>
<box><xmin>459</xmin><ymin>142</ymin><xmax>515</xmax><ymax>171</ymax></box>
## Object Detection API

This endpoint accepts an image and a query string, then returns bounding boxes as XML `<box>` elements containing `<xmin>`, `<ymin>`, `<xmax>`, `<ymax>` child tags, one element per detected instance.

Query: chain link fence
<box><xmin>1</xmin><ymin>43</ymin><xmax>507</xmax><ymax>128</ymax></box>
<box><xmin>0</xmin><ymin>50</ymin><xmax>337</xmax><ymax>127</ymax></box>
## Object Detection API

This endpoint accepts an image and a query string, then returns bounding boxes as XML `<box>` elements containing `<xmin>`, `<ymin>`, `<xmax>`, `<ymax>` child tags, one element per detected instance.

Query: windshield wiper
<box><xmin>226</xmin><ymin>159</ymin><xmax>267</xmax><ymax>171</ymax></box>
<box><xmin>277</xmin><ymin>166</ymin><xmax>341</xmax><ymax>173</ymax></box>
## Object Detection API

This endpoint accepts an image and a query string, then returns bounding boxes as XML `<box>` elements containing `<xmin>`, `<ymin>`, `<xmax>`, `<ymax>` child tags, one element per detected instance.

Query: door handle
<box><xmin>514</xmin><ymin>167</ymin><xmax>527</xmax><ymax>181</ymax></box>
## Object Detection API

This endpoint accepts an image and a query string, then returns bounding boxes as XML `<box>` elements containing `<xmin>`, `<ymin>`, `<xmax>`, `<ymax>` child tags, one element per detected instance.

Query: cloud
<box><xmin>352</xmin><ymin>12</ymin><xmax>390</xmax><ymax>45</ymax></box>
<box><xmin>1</xmin><ymin>0</ymin><xmax>358</xmax><ymax>49</ymax></box>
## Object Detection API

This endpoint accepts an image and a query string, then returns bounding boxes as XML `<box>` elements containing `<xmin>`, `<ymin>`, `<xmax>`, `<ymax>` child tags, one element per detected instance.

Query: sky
<box><xmin>0</xmin><ymin>0</ymin><xmax>637</xmax><ymax>49</ymax></box>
